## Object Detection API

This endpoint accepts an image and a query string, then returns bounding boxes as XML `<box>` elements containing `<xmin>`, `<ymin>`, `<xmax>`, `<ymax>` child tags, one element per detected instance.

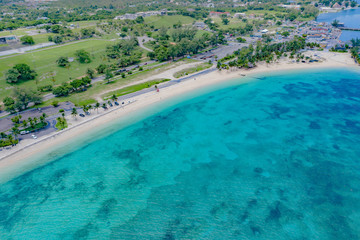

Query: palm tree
<box><xmin>12</xmin><ymin>127</ymin><xmax>20</xmax><ymax>140</ymax></box>
<box><xmin>102</xmin><ymin>103</ymin><xmax>107</xmax><ymax>109</ymax></box>
<box><xmin>0</xmin><ymin>132</ymin><xmax>7</xmax><ymax>139</ymax></box>
<box><xmin>7</xmin><ymin>134</ymin><xmax>14</xmax><ymax>146</ymax></box>
<box><xmin>42</xmin><ymin>113</ymin><xmax>47</xmax><ymax>119</ymax></box>
<box><xmin>71</xmin><ymin>108</ymin><xmax>78</xmax><ymax>118</ymax></box>
<box><xmin>107</xmin><ymin>100</ymin><xmax>112</xmax><ymax>106</ymax></box>
<box><xmin>111</xmin><ymin>94</ymin><xmax>117</xmax><ymax>102</ymax></box>
<box><xmin>87</xmin><ymin>105</ymin><xmax>93</xmax><ymax>113</ymax></box>
<box><xmin>39</xmin><ymin>115</ymin><xmax>46</xmax><ymax>124</ymax></box>
<box><xmin>22</xmin><ymin>120</ymin><xmax>28</xmax><ymax>128</ymax></box>
<box><xmin>95</xmin><ymin>102</ymin><xmax>100</xmax><ymax>113</ymax></box>
<box><xmin>59</xmin><ymin>109</ymin><xmax>65</xmax><ymax>118</ymax></box>
<box><xmin>33</xmin><ymin>117</ymin><xmax>38</xmax><ymax>124</ymax></box>
<box><xmin>332</xmin><ymin>19</ymin><xmax>340</xmax><ymax>27</ymax></box>
<box><xmin>82</xmin><ymin>105</ymin><xmax>88</xmax><ymax>114</ymax></box>
<box><xmin>28</xmin><ymin>117</ymin><xmax>35</xmax><ymax>128</ymax></box>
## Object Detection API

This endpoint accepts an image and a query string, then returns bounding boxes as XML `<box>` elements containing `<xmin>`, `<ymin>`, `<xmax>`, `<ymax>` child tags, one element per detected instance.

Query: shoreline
<box><xmin>0</xmin><ymin>51</ymin><xmax>358</xmax><ymax>184</ymax></box>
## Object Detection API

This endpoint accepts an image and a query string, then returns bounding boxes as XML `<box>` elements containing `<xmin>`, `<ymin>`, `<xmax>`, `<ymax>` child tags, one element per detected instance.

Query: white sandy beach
<box><xmin>0</xmin><ymin>51</ymin><xmax>358</xmax><ymax>184</ymax></box>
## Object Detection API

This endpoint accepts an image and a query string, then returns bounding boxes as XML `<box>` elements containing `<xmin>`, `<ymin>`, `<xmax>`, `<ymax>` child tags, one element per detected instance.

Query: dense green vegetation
<box><xmin>6</xmin><ymin>63</ymin><xmax>37</xmax><ymax>84</ymax></box>
<box><xmin>219</xmin><ymin>36</ymin><xmax>307</xmax><ymax>69</ymax></box>
<box><xmin>3</xmin><ymin>88</ymin><xmax>42</xmax><ymax>112</ymax></box>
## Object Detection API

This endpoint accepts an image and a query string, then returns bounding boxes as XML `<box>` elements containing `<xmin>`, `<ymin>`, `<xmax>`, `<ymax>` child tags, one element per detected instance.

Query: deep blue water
<box><xmin>1</xmin><ymin>68</ymin><xmax>360</xmax><ymax>239</ymax></box>
<box><xmin>316</xmin><ymin>7</ymin><xmax>360</xmax><ymax>41</ymax></box>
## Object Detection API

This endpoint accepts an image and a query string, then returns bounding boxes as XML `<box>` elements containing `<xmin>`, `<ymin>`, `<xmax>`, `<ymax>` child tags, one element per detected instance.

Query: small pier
<box><xmin>339</xmin><ymin>27</ymin><xmax>360</xmax><ymax>31</ymax></box>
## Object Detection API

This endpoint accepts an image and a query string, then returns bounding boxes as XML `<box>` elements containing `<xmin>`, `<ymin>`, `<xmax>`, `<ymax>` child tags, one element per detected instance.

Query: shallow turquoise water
<box><xmin>1</xmin><ymin>68</ymin><xmax>360</xmax><ymax>239</ymax></box>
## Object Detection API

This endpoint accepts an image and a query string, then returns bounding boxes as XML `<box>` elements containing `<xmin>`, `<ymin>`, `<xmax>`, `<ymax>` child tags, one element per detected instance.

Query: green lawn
<box><xmin>212</xmin><ymin>16</ymin><xmax>248</xmax><ymax>30</ymax></box>
<box><xmin>103</xmin><ymin>79</ymin><xmax>170</xmax><ymax>100</ymax></box>
<box><xmin>0</xmin><ymin>39</ymin><xmax>116</xmax><ymax>99</ymax></box>
<box><xmin>145</xmin><ymin>15</ymin><xmax>195</xmax><ymax>28</ymax></box>
<box><xmin>0</xmin><ymin>28</ymin><xmax>29</xmax><ymax>37</ymax></box>
<box><xmin>173</xmin><ymin>62</ymin><xmax>212</xmax><ymax>78</ymax></box>
<box><xmin>32</xmin><ymin>33</ymin><xmax>55</xmax><ymax>44</ymax></box>
<box><xmin>55</xmin><ymin>118</ymin><xmax>68</xmax><ymax>130</ymax></box>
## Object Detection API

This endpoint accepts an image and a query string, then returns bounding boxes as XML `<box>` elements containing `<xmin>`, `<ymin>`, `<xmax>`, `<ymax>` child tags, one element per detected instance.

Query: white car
<box><xmin>31</xmin><ymin>134</ymin><xmax>37</xmax><ymax>139</ymax></box>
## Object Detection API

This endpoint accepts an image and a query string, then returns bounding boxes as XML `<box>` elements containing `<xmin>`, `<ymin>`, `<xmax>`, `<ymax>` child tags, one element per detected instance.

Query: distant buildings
<box><xmin>209</xmin><ymin>11</ymin><xmax>230</xmax><ymax>17</ymax></box>
<box><xmin>193</xmin><ymin>22</ymin><xmax>207</xmax><ymax>30</ymax></box>
<box><xmin>332</xmin><ymin>2</ymin><xmax>342</xmax><ymax>9</ymax></box>
<box><xmin>234</xmin><ymin>13</ymin><xmax>246</xmax><ymax>18</ymax></box>
<box><xmin>114</xmin><ymin>9</ymin><xmax>167</xmax><ymax>20</ymax></box>
<box><xmin>279</xmin><ymin>4</ymin><xmax>301</xmax><ymax>9</ymax></box>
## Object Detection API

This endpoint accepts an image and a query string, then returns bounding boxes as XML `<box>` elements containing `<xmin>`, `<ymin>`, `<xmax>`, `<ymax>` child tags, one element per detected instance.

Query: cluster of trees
<box><xmin>106</xmin><ymin>39</ymin><xmax>142</xmax><ymax>67</ymax></box>
<box><xmin>20</xmin><ymin>35</ymin><xmax>35</xmax><ymax>45</ymax></box>
<box><xmin>148</xmin><ymin>27</ymin><xmax>223</xmax><ymax>62</ymax></box>
<box><xmin>306</xmin><ymin>42</ymin><xmax>321</xmax><ymax>48</ymax></box>
<box><xmin>52</xmin><ymin>76</ymin><xmax>92</xmax><ymax>97</ymax></box>
<box><xmin>38</xmin><ymin>85</ymin><xmax>53</xmax><ymax>92</ymax></box>
<box><xmin>75</xmin><ymin>50</ymin><xmax>92</xmax><ymax>63</ymax></box>
<box><xmin>6</xmin><ymin>64</ymin><xmax>37</xmax><ymax>84</ymax></box>
<box><xmin>56</xmin><ymin>56</ymin><xmax>70</xmax><ymax>67</ymax></box>
<box><xmin>106</xmin><ymin>38</ymin><xmax>138</xmax><ymax>58</ymax></box>
<box><xmin>219</xmin><ymin>37</ymin><xmax>306</xmax><ymax>69</ymax></box>
<box><xmin>56</xmin><ymin>109</ymin><xmax>68</xmax><ymax>130</ymax></box>
<box><xmin>46</xmin><ymin>25</ymin><xmax>97</xmax><ymax>44</ymax></box>
<box><xmin>0</xmin><ymin>112</ymin><xmax>48</xmax><ymax>147</ymax></box>
<box><xmin>3</xmin><ymin>88</ymin><xmax>42</xmax><ymax>113</ymax></box>
<box><xmin>0</xmin><ymin>132</ymin><xmax>19</xmax><ymax>147</ymax></box>
<box><xmin>350</xmin><ymin>38</ymin><xmax>360</xmax><ymax>63</ymax></box>
<box><xmin>350</xmin><ymin>47</ymin><xmax>360</xmax><ymax>63</ymax></box>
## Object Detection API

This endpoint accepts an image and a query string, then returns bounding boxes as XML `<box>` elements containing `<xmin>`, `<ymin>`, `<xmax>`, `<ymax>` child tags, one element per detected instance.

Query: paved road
<box><xmin>137</xmin><ymin>36</ymin><xmax>154</xmax><ymax>52</ymax></box>
<box><xmin>193</xmin><ymin>42</ymin><xmax>249</xmax><ymax>61</ymax></box>
<box><xmin>115</xmin><ymin>67</ymin><xmax>217</xmax><ymax>102</ymax></box>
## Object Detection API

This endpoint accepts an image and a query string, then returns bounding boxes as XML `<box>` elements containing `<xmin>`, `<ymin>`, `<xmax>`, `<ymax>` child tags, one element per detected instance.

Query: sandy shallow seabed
<box><xmin>0</xmin><ymin>51</ymin><xmax>358</xmax><ymax>184</ymax></box>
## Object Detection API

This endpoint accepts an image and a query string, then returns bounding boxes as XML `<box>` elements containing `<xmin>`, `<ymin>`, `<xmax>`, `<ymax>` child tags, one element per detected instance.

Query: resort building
<box><xmin>234</xmin><ymin>13</ymin><xmax>246</xmax><ymax>18</ymax></box>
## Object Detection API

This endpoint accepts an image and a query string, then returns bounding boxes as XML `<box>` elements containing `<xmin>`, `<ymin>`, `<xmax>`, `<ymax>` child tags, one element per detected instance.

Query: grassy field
<box><xmin>0</xmin><ymin>28</ymin><xmax>29</xmax><ymax>37</ymax></box>
<box><xmin>32</xmin><ymin>33</ymin><xmax>55</xmax><ymax>44</ymax></box>
<box><xmin>0</xmin><ymin>39</ymin><xmax>116</xmax><ymax>99</ymax></box>
<box><xmin>145</xmin><ymin>15</ymin><xmax>195</xmax><ymax>28</ymax></box>
<box><xmin>212</xmin><ymin>16</ymin><xmax>247</xmax><ymax>30</ymax></box>
<box><xmin>173</xmin><ymin>62</ymin><xmax>212</xmax><ymax>78</ymax></box>
<box><xmin>37</xmin><ymin>59</ymin><xmax>196</xmax><ymax>106</ymax></box>
<box><xmin>103</xmin><ymin>78</ymin><xmax>170</xmax><ymax>100</ymax></box>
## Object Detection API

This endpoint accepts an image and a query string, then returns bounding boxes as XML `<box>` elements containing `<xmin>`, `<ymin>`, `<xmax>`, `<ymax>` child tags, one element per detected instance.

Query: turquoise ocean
<box><xmin>1</xmin><ymin>68</ymin><xmax>360</xmax><ymax>239</ymax></box>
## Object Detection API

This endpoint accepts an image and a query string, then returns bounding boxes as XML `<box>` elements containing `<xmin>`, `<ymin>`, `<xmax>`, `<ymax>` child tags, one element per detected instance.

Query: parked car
<box><xmin>31</xmin><ymin>134</ymin><xmax>37</xmax><ymax>139</ymax></box>
<box><xmin>79</xmin><ymin>113</ymin><xmax>85</xmax><ymax>117</ymax></box>
<box><xmin>114</xmin><ymin>102</ymin><xmax>119</xmax><ymax>106</ymax></box>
